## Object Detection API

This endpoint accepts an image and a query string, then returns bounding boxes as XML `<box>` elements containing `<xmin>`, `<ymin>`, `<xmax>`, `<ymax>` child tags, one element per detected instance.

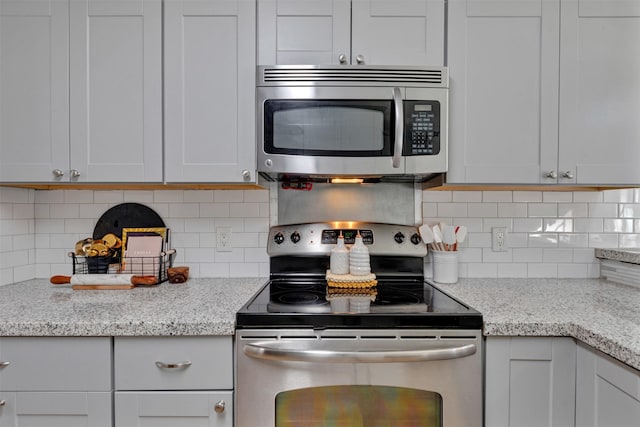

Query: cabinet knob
<box><xmin>242</xmin><ymin>169</ymin><xmax>251</xmax><ymax>181</ymax></box>
<box><xmin>214</xmin><ymin>400</ymin><xmax>225</xmax><ymax>413</ymax></box>
<box><xmin>338</xmin><ymin>54</ymin><xmax>348</xmax><ymax>64</ymax></box>
<box><xmin>70</xmin><ymin>169</ymin><xmax>81</xmax><ymax>178</ymax></box>
<box><xmin>155</xmin><ymin>360</ymin><xmax>192</xmax><ymax>370</ymax></box>
<box><xmin>545</xmin><ymin>170</ymin><xmax>557</xmax><ymax>179</ymax></box>
<box><xmin>0</xmin><ymin>361</ymin><xmax>9</xmax><ymax>369</ymax></box>
<box><xmin>52</xmin><ymin>169</ymin><xmax>64</xmax><ymax>178</ymax></box>
<box><xmin>0</xmin><ymin>400</ymin><xmax>5</xmax><ymax>407</ymax></box>
<box><xmin>356</xmin><ymin>54</ymin><xmax>365</xmax><ymax>64</ymax></box>
<box><xmin>562</xmin><ymin>171</ymin><xmax>574</xmax><ymax>179</ymax></box>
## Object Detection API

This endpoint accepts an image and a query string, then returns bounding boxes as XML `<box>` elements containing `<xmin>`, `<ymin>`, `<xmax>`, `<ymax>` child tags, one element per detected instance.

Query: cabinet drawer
<box><xmin>0</xmin><ymin>337</ymin><xmax>111</xmax><ymax>391</ymax></box>
<box><xmin>114</xmin><ymin>336</ymin><xmax>232</xmax><ymax>390</ymax></box>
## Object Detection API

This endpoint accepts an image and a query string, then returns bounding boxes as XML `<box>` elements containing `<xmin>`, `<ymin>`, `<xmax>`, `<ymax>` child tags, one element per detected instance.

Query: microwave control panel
<box><xmin>403</xmin><ymin>100</ymin><xmax>440</xmax><ymax>156</ymax></box>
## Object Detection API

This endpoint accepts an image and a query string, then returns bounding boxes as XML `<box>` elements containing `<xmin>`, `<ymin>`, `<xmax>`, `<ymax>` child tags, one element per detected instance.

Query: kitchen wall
<box><xmin>3</xmin><ymin>185</ymin><xmax>640</xmax><ymax>284</ymax></box>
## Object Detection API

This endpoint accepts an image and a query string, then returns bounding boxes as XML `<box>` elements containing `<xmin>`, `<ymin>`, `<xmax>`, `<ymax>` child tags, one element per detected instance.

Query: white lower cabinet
<box><xmin>0</xmin><ymin>337</ymin><xmax>112</xmax><ymax>427</ymax></box>
<box><xmin>484</xmin><ymin>337</ymin><xmax>576</xmax><ymax>427</ymax></box>
<box><xmin>113</xmin><ymin>336</ymin><xmax>233</xmax><ymax>427</ymax></box>
<box><xmin>576</xmin><ymin>342</ymin><xmax>640</xmax><ymax>426</ymax></box>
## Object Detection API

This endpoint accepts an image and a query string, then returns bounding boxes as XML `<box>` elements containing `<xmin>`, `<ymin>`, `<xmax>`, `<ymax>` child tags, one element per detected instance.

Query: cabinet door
<box><xmin>351</xmin><ymin>0</ymin><xmax>444</xmax><ymax>66</ymax></box>
<box><xmin>0</xmin><ymin>0</ymin><xmax>69</xmax><ymax>182</ymax></box>
<box><xmin>485</xmin><ymin>337</ymin><xmax>576</xmax><ymax>427</ymax></box>
<box><xmin>115</xmin><ymin>391</ymin><xmax>232</xmax><ymax>427</ymax></box>
<box><xmin>0</xmin><ymin>392</ymin><xmax>111</xmax><ymax>427</ymax></box>
<box><xmin>257</xmin><ymin>0</ymin><xmax>350</xmax><ymax>65</ymax></box>
<box><xmin>447</xmin><ymin>0</ymin><xmax>560</xmax><ymax>184</ymax></box>
<box><xmin>576</xmin><ymin>342</ymin><xmax>640</xmax><ymax>426</ymax></box>
<box><xmin>69</xmin><ymin>0</ymin><xmax>162</xmax><ymax>182</ymax></box>
<box><xmin>559</xmin><ymin>0</ymin><xmax>640</xmax><ymax>185</ymax></box>
<box><xmin>164</xmin><ymin>0</ymin><xmax>256</xmax><ymax>183</ymax></box>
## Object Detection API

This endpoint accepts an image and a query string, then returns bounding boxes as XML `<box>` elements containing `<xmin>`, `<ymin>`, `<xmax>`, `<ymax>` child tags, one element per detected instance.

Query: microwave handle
<box><xmin>392</xmin><ymin>87</ymin><xmax>403</xmax><ymax>168</ymax></box>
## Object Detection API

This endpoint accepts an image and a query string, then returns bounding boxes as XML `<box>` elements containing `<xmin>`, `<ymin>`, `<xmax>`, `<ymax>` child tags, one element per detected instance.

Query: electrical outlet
<box><xmin>492</xmin><ymin>227</ymin><xmax>508</xmax><ymax>252</ymax></box>
<box><xmin>216</xmin><ymin>226</ymin><xmax>232</xmax><ymax>252</ymax></box>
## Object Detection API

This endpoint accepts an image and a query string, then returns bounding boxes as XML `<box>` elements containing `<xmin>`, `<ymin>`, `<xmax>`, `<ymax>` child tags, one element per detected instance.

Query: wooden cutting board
<box><xmin>71</xmin><ymin>284</ymin><xmax>135</xmax><ymax>290</ymax></box>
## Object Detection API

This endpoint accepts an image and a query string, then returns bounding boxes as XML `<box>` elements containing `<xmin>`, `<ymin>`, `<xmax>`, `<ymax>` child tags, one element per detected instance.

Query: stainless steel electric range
<box><xmin>235</xmin><ymin>222</ymin><xmax>483</xmax><ymax>427</ymax></box>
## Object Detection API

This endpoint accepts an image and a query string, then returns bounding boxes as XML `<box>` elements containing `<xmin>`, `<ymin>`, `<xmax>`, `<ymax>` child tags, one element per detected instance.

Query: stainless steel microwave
<box><xmin>257</xmin><ymin>65</ymin><xmax>448</xmax><ymax>180</ymax></box>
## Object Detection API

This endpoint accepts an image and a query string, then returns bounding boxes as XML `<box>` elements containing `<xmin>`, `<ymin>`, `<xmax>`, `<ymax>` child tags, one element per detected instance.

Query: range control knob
<box><xmin>410</xmin><ymin>233</ymin><xmax>422</xmax><ymax>245</ymax></box>
<box><xmin>290</xmin><ymin>231</ymin><xmax>301</xmax><ymax>243</ymax></box>
<box><xmin>393</xmin><ymin>232</ymin><xmax>405</xmax><ymax>244</ymax></box>
<box><xmin>274</xmin><ymin>232</ymin><xmax>285</xmax><ymax>244</ymax></box>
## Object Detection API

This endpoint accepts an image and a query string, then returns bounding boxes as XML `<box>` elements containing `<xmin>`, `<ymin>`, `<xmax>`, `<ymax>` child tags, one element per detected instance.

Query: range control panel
<box><xmin>268</xmin><ymin>222</ymin><xmax>427</xmax><ymax>258</ymax></box>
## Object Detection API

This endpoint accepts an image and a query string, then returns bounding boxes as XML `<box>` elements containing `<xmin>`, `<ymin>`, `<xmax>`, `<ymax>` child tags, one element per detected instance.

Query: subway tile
<box><xmin>574</xmin><ymin>218</ymin><xmax>603</xmax><ymax>233</ymax></box>
<box><xmin>184</xmin><ymin>190</ymin><xmax>214</xmax><ymax>203</ymax></box>
<box><xmin>558</xmin><ymin>203</ymin><xmax>588</xmax><ymax>218</ymax></box>
<box><xmin>573</xmin><ymin>192</ymin><xmax>603</xmax><ymax>203</ymax></box>
<box><xmin>588</xmin><ymin>203</ymin><xmax>617</xmax><ymax>218</ymax></box>
<box><xmin>558</xmin><ymin>233</ymin><xmax>589</xmax><ymax>248</ymax></box>
<box><xmin>527</xmin><ymin>263</ymin><xmax>558</xmax><ymax>278</ymax></box>
<box><xmin>619</xmin><ymin>204</ymin><xmax>640</xmax><ymax>218</ymax></box>
<box><xmin>93</xmin><ymin>191</ymin><xmax>124</xmax><ymax>203</ymax></box>
<box><xmin>452</xmin><ymin>191</ymin><xmax>482</xmax><ymax>202</ymax></box>
<box><xmin>0</xmin><ymin>268</ymin><xmax>13</xmax><ymax>286</ymax></box>
<box><xmin>79</xmin><ymin>204</ymin><xmax>110</xmax><ymax>219</ymax></box>
<box><xmin>234</xmin><ymin>232</ymin><xmax>260</xmax><ymax>248</ymax></box>
<box><xmin>245</xmin><ymin>247</ymin><xmax>269</xmax><ymax>263</ymax></box>
<box><xmin>0</xmin><ymin>204</ymin><xmax>12</xmax><ymax>220</ymax></box>
<box><xmin>34</xmin><ymin>219</ymin><xmax>65</xmax><ymax>234</ymax></box>
<box><xmin>153</xmin><ymin>190</ymin><xmax>184</xmax><ymax>203</ymax></box>
<box><xmin>64</xmin><ymin>219</ymin><xmax>94</xmax><ymax>234</ymax></box>
<box><xmin>169</xmin><ymin>203</ymin><xmax>200</xmax><ymax>218</ymax></box>
<box><xmin>35</xmin><ymin>248</ymin><xmax>66</xmax><ymax>264</ymax></box>
<box><xmin>619</xmin><ymin>234</ymin><xmax>640</xmax><ymax>248</ymax></box>
<box><xmin>63</xmin><ymin>190</ymin><xmax>93</xmax><ymax>203</ymax></box>
<box><xmin>498</xmin><ymin>264</ymin><xmax>527</xmax><ymax>278</ymax></box>
<box><xmin>200</xmin><ymin>203</ymin><xmax>230</xmax><ymax>218</ymax></box>
<box><xmin>603</xmin><ymin>189</ymin><xmax>637</xmax><ymax>203</ymax></box>
<box><xmin>437</xmin><ymin>203</ymin><xmax>467</xmax><ymax>218</ymax></box>
<box><xmin>586</xmin><ymin>263</ymin><xmax>601</xmax><ymax>278</ymax></box>
<box><xmin>12</xmin><ymin>204</ymin><xmax>34</xmax><ymax>219</ymax></box>
<box><xmin>498</xmin><ymin>203</ymin><xmax>527</xmax><ymax>218</ymax></box>
<box><xmin>513</xmin><ymin>248</ymin><xmax>543</xmax><ymax>263</ymax></box>
<box><xmin>451</xmin><ymin>218</ymin><xmax>482</xmax><ymax>232</ymax></box>
<box><xmin>544</xmin><ymin>218</ymin><xmax>573</xmax><ymax>232</ymax></box>
<box><xmin>467</xmin><ymin>232</ymin><xmax>491</xmax><ymax>248</ymax></box>
<box><xmin>164</xmin><ymin>218</ymin><xmax>185</xmax><ymax>233</ymax></box>
<box><xmin>528</xmin><ymin>203</ymin><xmax>558</xmax><ymax>217</ymax></box>
<box><xmin>213</xmin><ymin>218</ymin><xmax>244</xmax><ymax>230</ymax></box>
<box><xmin>244</xmin><ymin>189</ymin><xmax>269</xmax><ymax>203</ymax></box>
<box><xmin>49</xmin><ymin>204</ymin><xmax>80</xmax><ymax>219</ymax></box>
<box><xmin>543</xmin><ymin>248</ymin><xmax>573</xmax><ymax>263</ymax></box>
<box><xmin>543</xmin><ymin>192</ymin><xmax>572</xmax><ymax>203</ymax></box>
<box><xmin>123</xmin><ymin>191</ymin><xmax>154</xmax><ymax>203</ymax></box>
<box><xmin>604</xmin><ymin>219</ymin><xmax>634</xmax><ymax>233</ymax></box>
<box><xmin>184</xmin><ymin>247</ymin><xmax>216</xmax><ymax>263</ymax></box>
<box><xmin>507</xmin><ymin>232</ymin><xmax>528</xmax><ymax>248</ymax></box>
<box><xmin>245</xmin><ymin>218</ymin><xmax>270</xmax><ymax>233</ymax></box>
<box><xmin>573</xmin><ymin>248</ymin><xmax>596</xmax><ymax>263</ymax></box>
<box><xmin>214</xmin><ymin>190</ymin><xmax>244</xmax><ymax>203</ymax></box>
<box><xmin>482</xmin><ymin>218</ymin><xmax>513</xmax><ymax>232</ymax></box>
<box><xmin>200</xmin><ymin>263</ymin><xmax>229</xmax><ymax>278</ymax></box>
<box><xmin>0</xmin><ymin>236</ymin><xmax>12</xmax><ymax>252</ymax></box>
<box><xmin>199</xmin><ymin>232</ymin><xmax>216</xmax><ymax>248</ymax></box>
<box><xmin>230</xmin><ymin>203</ymin><xmax>262</xmax><ymax>218</ymax></box>
<box><xmin>422</xmin><ymin>202</ymin><xmax>438</xmax><ymax>218</ymax></box>
<box><xmin>557</xmin><ymin>263</ymin><xmax>589</xmax><ymax>278</ymax></box>
<box><xmin>422</xmin><ymin>191</ymin><xmax>452</xmax><ymax>202</ymax></box>
<box><xmin>467</xmin><ymin>203</ymin><xmax>498</xmax><ymax>217</ymax></box>
<box><xmin>13</xmin><ymin>264</ymin><xmax>35</xmax><ymax>283</ymax></box>
<box><xmin>34</xmin><ymin>190</ymin><xmax>64</xmax><ymax>204</ymax></box>
<box><xmin>259</xmin><ymin>203</ymin><xmax>270</xmax><ymax>218</ymax></box>
<box><xmin>184</xmin><ymin>218</ymin><xmax>216</xmax><ymax>233</ymax></box>
<box><xmin>588</xmin><ymin>233</ymin><xmax>619</xmax><ymax>248</ymax></box>
<box><xmin>467</xmin><ymin>263</ymin><xmax>498</xmax><ymax>277</ymax></box>
<box><xmin>513</xmin><ymin>191</ymin><xmax>542</xmax><ymax>203</ymax></box>
<box><xmin>171</xmin><ymin>232</ymin><xmax>200</xmax><ymax>248</ymax></box>
<box><xmin>482</xmin><ymin>248</ymin><xmax>513</xmax><ymax>263</ymax></box>
<box><xmin>458</xmin><ymin>248</ymin><xmax>482</xmax><ymax>262</ymax></box>
<box><xmin>528</xmin><ymin>233</ymin><xmax>559</xmax><ymax>247</ymax></box>
<box><xmin>513</xmin><ymin>218</ymin><xmax>543</xmax><ymax>233</ymax></box>
<box><xmin>230</xmin><ymin>263</ymin><xmax>261</xmax><ymax>278</ymax></box>
<box><xmin>0</xmin><ymin>187</ymin><xmax>31</xmax><ymax>203</ymax></box>
<box><xmin>483</xmin><ymin>191</ymin><xmax>512</xmax><ymax>202</ymax></box>
<box><xmin>215</xmin><ymin>248</ymin><xmax>245</xmax><ymax>263</ymax></box>
<box><xmin>146</xmin><ymin>203</ymin><xmax>170</xmax><ymax>219</ymax></box>
<box><xmin>12</xmin><ymin>235</ymin><xmax>34</xmax><ymax>251</ymax></box>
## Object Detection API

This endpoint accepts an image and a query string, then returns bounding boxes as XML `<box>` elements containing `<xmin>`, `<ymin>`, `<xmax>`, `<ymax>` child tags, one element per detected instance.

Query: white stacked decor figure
<box><xmin>349</xmin><ymin>232</ymin><xmax>371</xmax><ymax>276</ymax></box>
<box><xmin>330</xmin><ymin>232</ymin><xmax>350</xmax><ymax>275</ymax></box>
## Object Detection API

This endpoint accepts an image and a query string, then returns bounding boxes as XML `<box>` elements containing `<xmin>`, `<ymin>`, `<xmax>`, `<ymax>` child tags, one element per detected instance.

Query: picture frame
<box><xmin>121</xmin><ymin>227</ymin><xmax>168</xmax><ymax>253</ymax></box>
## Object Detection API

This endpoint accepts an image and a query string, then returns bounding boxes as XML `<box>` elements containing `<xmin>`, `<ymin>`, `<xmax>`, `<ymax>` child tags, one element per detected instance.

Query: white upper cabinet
<box><xmin>257</xmin><ymin>0</ymin><xmax>445</xmax><ymax>66</ymax></box>
<box><xmin>69</xmin><ymin>0</ymin><xmax>163</xmax><ymax>182</ymax></box>
<box><xmin>164</xmin><ymin>0</ymin><xmax>256</xmax><ymax>183</ymax></box>
<box><xmin>0</xmin><ymin>0</ymin><xmax>69</xmax><ymax>182</ymax></box>
<box><xmin>0</xmin><ymin>0</ymin><xmax>162</xmax><ymax>183</ymax></box>
<box><xmin>447</xmin><ymin>0</ymin><xmax>560</xmax><ymax>184</ymax></box>
<box><xmin>558</xmin><ymin>0</ymin><xmax>640</xmax><ymax>185</ymax></box>
<box><xmin>448</xmin><ymin>0</ymin><xmax>640</xmax><ymax>186</ymax></box>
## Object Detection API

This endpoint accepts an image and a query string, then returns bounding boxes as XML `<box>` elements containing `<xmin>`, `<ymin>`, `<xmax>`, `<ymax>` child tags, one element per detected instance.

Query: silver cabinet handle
<box><xmin>355</xmin><ymin>54</ymin><xmax>365</xmax><ymax>64</ymax></box>
<box><xmin>0</xmin><ymin>400</ymin><xmax>5</xmax><ymax>407</ymax></box>
<box><xmin>244</xmin><ymin>341</ymin><xmax>476</xmax><ymax>363</ymax></box>
<box><xmin>52</xmin><ymin>169</ymin><xmax>64</xmax><ymax>177</ymax></box>
<box><xmin>0</xmin><ymin>361</ymin><xmax>9</xmax><ymax>369</ymax></box>
<box><xmin>545</xmin><ymin>170</ymin><xmax>557</xmax><ymax>179</ymax></box>
<box><xmin>392</xmin><ymin>87</ymin><xmax>404</xmax><ymax>168</ymax></box>
<box><xmin>562</xmin><ymin>171</ymin><xmax>574</xmax><ymax>179</ymax></box>
<box><xmin>155</xmin><ymin>360</ymin><xmax>192</xmax><ymax>370</ymax></box>
<box><xmin>70</xmin><ymin>169</ymin><xmax>81</xmax><ymax>178</ymax></box>
<box><xmin>338</xmin><ymin>54</ymin><xmax>348</xmax><ymax>64</ymax></box>
<box><xmin>242</xmin><ymin>169</ymin><xmax>251</xmax><ymax>181</ymax></box>
<box><xmin>214</xmin><ymin>400</ymin><xmax>225</xmax><ymax>414</ymax></box>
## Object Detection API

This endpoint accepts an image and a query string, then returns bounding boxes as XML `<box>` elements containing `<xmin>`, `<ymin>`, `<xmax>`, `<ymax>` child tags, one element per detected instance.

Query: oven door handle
<box><xmin>243</xmin><ymin>341</ymin><xmax>476</xmax><ymax>363</ymax></box>
<box><xmin>392</xmin><ymin>87</ymin><xmax>404</xmax><ymax>168</ymax></box>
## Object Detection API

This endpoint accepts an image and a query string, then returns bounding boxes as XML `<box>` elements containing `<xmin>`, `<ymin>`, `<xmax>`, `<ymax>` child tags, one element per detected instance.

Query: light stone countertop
<box><xmin>596</xmin><ymin>247</ymin><xmax>640</xmax><ymax>265</ymax></box>
<box><xmin>0</xmin><ymin>278</ymin><xmax>266</xmax><ymax>337</ymax></box>
<box><xmin>436</xmin><ymin>278</ymin><xmax>640</xmax><ymax>371</ymax></box>
<box><xmin>3</xmin><ymin>276</ymin><xmax>640</xmax><ymax>372</ymax></box>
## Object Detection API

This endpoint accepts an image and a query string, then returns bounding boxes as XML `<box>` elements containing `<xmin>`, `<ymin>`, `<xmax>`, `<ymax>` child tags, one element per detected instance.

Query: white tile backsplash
<box><xmin>5</xmin><ymin>186</ymin><xmax>640</xmax><ymax>283</ymax></box>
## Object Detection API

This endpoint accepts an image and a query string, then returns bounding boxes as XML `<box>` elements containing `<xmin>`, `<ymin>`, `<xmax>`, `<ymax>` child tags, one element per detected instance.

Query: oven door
<box><xmin>257</xmin><ymin>86</ymin><xmax>405</xmax><ymax>176</ymax></box>
<box><xmin>235</xmin><ymin>329</ymin><xmax>483</xmax><ymax>427</ymax></box>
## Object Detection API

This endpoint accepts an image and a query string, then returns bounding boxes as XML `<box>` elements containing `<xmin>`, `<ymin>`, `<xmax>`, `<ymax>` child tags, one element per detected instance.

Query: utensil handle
<box><xmin>50</xmin><ymin>275</ymin><xmax>72</xmax><ymax>284</ymax></box>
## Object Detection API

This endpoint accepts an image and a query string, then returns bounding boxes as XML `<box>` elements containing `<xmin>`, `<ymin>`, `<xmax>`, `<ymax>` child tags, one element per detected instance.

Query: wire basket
<box><xmin>69</xmin><ymin>249</ymin><xmax>176</xmax><ymax>284</ymax></box>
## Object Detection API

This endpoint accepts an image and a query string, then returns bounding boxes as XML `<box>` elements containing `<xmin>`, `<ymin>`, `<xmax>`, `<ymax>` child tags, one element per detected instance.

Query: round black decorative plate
<box><xmin>93</xmin><ymin>203</ymin><xmax>165</xmax><ymax>239</ymax></box>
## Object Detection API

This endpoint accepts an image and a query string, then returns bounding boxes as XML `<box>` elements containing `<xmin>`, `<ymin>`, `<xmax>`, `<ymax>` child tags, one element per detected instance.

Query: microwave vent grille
<box><xmin>260</xmin><ymin>66</ymin><xmax>447</xmax><ymax>87</ymax></box>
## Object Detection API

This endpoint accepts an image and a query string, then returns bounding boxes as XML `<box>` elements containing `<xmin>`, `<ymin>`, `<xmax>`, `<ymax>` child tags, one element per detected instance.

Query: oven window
<box><xmin>264</xmin><ymin>100</ymin><xmax>393</xmax><ymax>156</ymax></box>
<box><xmin>275</xmin><ymin>385</ymin><xmax>442</xmax><ymax>427</ymax></box>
